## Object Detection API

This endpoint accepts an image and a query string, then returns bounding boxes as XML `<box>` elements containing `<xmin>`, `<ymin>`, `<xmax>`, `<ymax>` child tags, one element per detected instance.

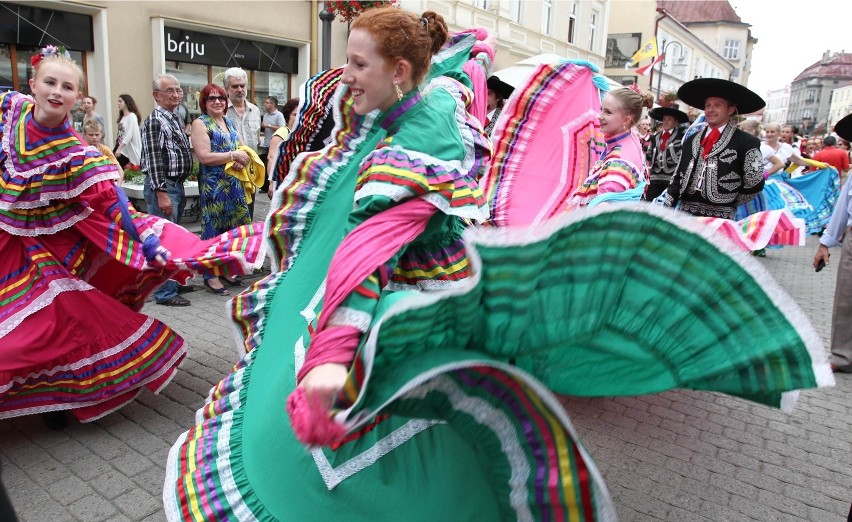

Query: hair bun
<box><xmin>641</xmin><ymin>90</ymin><xmax>654</xmax><ymax>109</ymax></box>
<box><xmin>420</xmin><ymin>11</ymin><xmax>448</xmax><ymax>55</ymax></box>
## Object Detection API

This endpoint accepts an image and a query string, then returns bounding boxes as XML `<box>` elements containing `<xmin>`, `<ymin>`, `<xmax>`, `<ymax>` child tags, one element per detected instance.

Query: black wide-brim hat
<box><xmin>677</xmin><ymin>78</ymin><xmax>765</xmax><ymax>115</ymax></box>
<box><xmin>834</xmin><ymin>113</ymin><xmax>852</xmax><ymax>141</ymax></box>
<box><xmin>649</xmin><ymin>106</ymin><xmax>689</xmax><ymax>124</ymax></box>
<box><xmin>487</xmin><ymin>75</ymin><xmax>515</xmax><ymax>100</ymax></box>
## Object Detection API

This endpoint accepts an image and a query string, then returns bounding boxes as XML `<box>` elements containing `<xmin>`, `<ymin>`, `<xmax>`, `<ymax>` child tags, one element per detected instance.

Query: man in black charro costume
<box><xmin>662</xmin><ymin>78</ymin><xmax>765</xmax><ymax>219</ymax></box>
<box><xmin>484</xmin><ymin>75</ymin><xmax>514</xmax><ymax>137</ymax></box>
<box><xmin>643</xmin><ymin>105</ymin><xmax>689</xmax><ymax>201</ymax></box>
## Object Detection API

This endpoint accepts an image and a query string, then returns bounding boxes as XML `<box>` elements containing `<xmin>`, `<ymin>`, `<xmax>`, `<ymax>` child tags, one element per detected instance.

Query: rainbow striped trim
<box><xmin>482</xmin><ymin>61</ymin><xmax>607</xmax><ymax>227</ymax></box>
<box><xmin>1</xmin><ymin>92</ymin><xmax>119</xmax><ymax>220</ymax></box>
<box><xmin>354</xmin><ymin>77</ymin><xmax>490</xmax><ymax>222</ymax></box>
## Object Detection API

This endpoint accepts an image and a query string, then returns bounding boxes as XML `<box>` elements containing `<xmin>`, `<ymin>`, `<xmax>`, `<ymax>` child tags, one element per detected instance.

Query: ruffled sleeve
<box><xmin>0</xmin><ymin>92</ymin><xmax>121</xmax><ymax>235</ymax></box>
<box><xmin>353</xmin><ymin>77</ymin><xmax>490</xmax><ymax>223</ymax></box>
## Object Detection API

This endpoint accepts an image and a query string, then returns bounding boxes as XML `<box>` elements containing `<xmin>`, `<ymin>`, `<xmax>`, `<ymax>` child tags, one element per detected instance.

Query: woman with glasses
<box><xmin>190</xmin><ymin>83</ymin><xmax>252</xmax><ymax>295</ymax></box>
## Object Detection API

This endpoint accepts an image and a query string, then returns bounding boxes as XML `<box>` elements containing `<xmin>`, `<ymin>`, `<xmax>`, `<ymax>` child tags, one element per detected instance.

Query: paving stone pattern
<box><xmin>1</xmin><ymin>197</ymin><xmax>850</xmax><ymax>521</ymax></box>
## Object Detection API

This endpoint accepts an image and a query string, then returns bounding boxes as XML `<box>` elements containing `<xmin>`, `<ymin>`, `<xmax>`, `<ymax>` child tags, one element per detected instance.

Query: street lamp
<box><xmin>319</xmin><ymin>3</ymin><xmax>336</xmax><ymax>71</ymax></box>
<box><xmin>656</xmin><ymin>40</ymin><xmax>687</xmax><ymax>104</ymax></box>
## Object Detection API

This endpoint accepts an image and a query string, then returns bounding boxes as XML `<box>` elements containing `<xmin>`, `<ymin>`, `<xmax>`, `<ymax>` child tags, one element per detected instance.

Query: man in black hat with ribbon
<box><xmin>661</xmin><ymin>78</ymin><xmax>765</xmax><ymax>219</ymax></box>
<box><xmin>643</xmin><ymin>105</ymin><xmax>689</xmax><ymax>201</ymax></box>
<box><xmin>485</xmin><ymin>75</ymin><xmax>514</xmax><ymax>136</ymax></box>
<box><xmin>814</xmin><ymin>112</ymin><xmax>852</xmax><ymax>374</ymax></box>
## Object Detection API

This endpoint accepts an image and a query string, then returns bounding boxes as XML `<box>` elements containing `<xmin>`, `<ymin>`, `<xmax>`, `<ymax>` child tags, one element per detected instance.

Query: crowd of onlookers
<box><xmin>66</xmin><ymin>69</ymin><xmax>300</xmax><ymax>306</ymax></box>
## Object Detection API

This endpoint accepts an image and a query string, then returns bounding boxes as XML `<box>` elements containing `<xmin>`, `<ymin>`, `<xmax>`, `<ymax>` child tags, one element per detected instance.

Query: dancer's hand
<box><xmin>299</xmin><ymin>363</ymin><xmax>348</xmax><ymax>409</ymax></box>
<box><xmin>152</xmin><ymin>246</ymin><xmax>172</xmax><ymax>266</ymax></box>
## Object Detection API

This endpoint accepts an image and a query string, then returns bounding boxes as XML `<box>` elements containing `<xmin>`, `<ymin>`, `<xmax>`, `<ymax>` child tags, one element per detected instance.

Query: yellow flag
<box><xmin>630</xmin><ymin>37</ymin><xmax>658</xmax><ymax>65</ymax></box>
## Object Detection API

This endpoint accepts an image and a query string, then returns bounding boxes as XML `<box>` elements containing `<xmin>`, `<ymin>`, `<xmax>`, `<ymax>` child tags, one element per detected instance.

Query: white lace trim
<box><xmin>0</xmin><ymin>278</ymin><xmax>94</xmax><ymax>341</ymax></box>
<box><xmin>84</xmin><ymin>250</ymin><xmax>114</xmax><ymax>281</ymax></box>
<box><xmin>404</xmin><ymin>375</ymin><xmax>533</xmax><ymax>521</ymax></box>
<box><xmin>0</xmin><ymin>314</ymin><xmax>164</xmax><ymax>394</ymax></box>
<box><xmin>311</xmin><ymin>418</ymin><xmax>444</xmax><ymax>490</ymax></box>
<box><xmin>0</xmin><ymin>170</ymin><xmax>119</xmax><ymax>210</ymax></box>
<box><xmin>326</xmin><ymin>306</ymin><xmax>372</xmax><ymax>333</ymax></box>
<box><xmin>265</xmin><ymin>85</ymin><xmax>379</xmax><ymax>274</ymax></box>
<box><xmin>0</xmin><ymin>206</ymin><xmax>93</xmax><ymax>236</ymax></box>
<box><xmin>385</xmin><ymin>278</ymin><xmax>468</xmax><ymax>292</ymax></box>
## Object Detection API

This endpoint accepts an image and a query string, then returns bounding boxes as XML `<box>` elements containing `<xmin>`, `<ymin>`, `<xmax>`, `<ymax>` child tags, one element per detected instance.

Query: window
<box><xmin>541</xmin><ymin>0</ymin><xmax>553</xmax><ymax>35</ymax></box>
<box><xmin>567</xmin><ymin>3</ymin><xmax>576</xmax><ymax>44</ymax></box>
<box><xmin>589</xmin><ymin>11</ymin><xmax>598</xmax><ymax>50</ymax></box>
<box><xmin>0</xmin><ymin>43</ymin><xmax>86</xmax><ymax>96</ymax></box>
<box><xmin>508</xmin><ymin>0</ymin><xmax>521</xmax><ymax>23</ymax></box>
<box><xmin>474</xmin><ymin>0</ymin><xmax>491</xmax><ymax>9</ymax></box>
<box><xmin>254</xmin><ymin>71</ymin><xmax>290</xmax><ymax>109</ymax></box>
<box><xmin>166</xmin><ymin>61</ymin><xmax>291</xmax><ymax>124</ymax></box>
<box><xmin>723</xmin><ymin>39</ymin><xmax>740</xmax><ymax>60</ymax></box>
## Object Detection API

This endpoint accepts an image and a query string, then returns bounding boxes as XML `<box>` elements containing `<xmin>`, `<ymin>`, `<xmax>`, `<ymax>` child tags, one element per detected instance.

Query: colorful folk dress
<box><xmin>165</xmin><ymin>38</ymin><xmax>832</xmax><ymax>522</ymax></box>
<box><xmin>0</xmin><ymin>92</ymin><xmax>264</xmax><ymax>422</ymax></box>
<box><xmin>197</xmin><ymin>115</ymin><xmax>251</xmax><ymax>240</ymax></box>
<box><xmin>567</xmin><ymin>130</ymin><xmax>646</xmax><ymax>208</ymax></box>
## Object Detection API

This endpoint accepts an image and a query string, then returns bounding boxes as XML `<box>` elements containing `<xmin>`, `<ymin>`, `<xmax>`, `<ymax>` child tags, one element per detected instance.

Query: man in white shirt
<box><xmin>813</xmin><ymin>112</ymin><xmax>852</xmax><ymax>373</ymax></box>
<box><xmin>223</xmin><ymin>67</ymin><xmax>261</xmax><ymax>216</ymax></box>
<box><xmin>260</xmin><ymin>96</ymin><xmax>285</xmax><ymax>193</ymax></box>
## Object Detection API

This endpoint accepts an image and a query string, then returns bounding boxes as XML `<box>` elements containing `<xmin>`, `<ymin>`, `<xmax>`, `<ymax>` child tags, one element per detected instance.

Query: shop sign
<box><xmin>165</xmin><ymin>27</ymin><xmax>297</xmax><ymax>74</ymax></box>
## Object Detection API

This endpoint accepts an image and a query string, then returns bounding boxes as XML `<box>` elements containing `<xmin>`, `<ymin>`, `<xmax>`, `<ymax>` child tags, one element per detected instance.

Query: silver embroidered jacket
<box><xmin>646</xmin><ymin>124</ymin><xmax>687</xmax><ymax>182</ymax></box>
<box><xmin>662</xmin><ymin>125</ymin><xmax>764</xmax><ymax>219</ymax></box>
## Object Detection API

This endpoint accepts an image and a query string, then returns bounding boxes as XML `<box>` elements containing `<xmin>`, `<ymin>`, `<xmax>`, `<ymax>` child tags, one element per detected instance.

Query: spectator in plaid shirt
<box><xmin>141</xmin><ymin>73</ymin><xmax>194</xmax><ymax>306</ymax></box>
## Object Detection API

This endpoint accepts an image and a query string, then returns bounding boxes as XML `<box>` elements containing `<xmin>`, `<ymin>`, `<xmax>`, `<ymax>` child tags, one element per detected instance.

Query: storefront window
<box><xmin>166</xmin><ymin>60</ymin><xmax>208</xmax><ymax>120</ymax></box>
<box><xmin>254</xmin><ymin>70</ymin><xmax>290</xmax><ymax>108</ymax></box>
<box><xmin>0</xmin><ymin>45</ymin><xmax>84</xmax><ymax>95</ymax></box>
<box><xmin>0</xmin><ymin>44</ymin><xmax>12</xmax><ymax>92</ymax></box>
<box><xmin>1</xmin><ymin>3</ymin><xmax>92</xmax><ymax>94</ymax></box>
<box><xmin>163</xmin><ymin>27</ymin><xmax>297</xmax><ymax>113</ymax></box>
<box><xmin>166</xmin><ymin>62</ymin><xmax>292</xmax><ymax>115</ymax></box>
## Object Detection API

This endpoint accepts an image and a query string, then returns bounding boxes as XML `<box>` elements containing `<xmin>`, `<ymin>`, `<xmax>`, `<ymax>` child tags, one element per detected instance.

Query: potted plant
<box><xmin>324</xmin><ymin>0</ymin><xmax>398</xmax><ymax>22</ymax></box>
<box><xmin>657</xmin><ymin>90</ymin><xmax>678</xmax><ymax>108</ymax></box>
<box><xmin>123</xmin><ymin>163</ymin><xmax>144</xmax><ymax>185</ymax></box>
<box><xmin>121</xmin><ymin>163</ymin><xmax>200</xmax><ymax>213</ymax></box>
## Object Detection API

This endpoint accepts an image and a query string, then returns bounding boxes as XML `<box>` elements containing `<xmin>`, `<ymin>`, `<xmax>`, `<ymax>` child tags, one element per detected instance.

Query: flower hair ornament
<box><xmin>30</xmin><ymin>45</ymin><xmax>72</xmax><ymax>69</ymax></box>
<box><xmin>628</xmin><ymin>83</ymin><xmax>642</xmax><ymax>95</ymax></box>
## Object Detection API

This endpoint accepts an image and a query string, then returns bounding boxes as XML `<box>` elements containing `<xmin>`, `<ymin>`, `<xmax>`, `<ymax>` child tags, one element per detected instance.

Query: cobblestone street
<box><xmin>1</xmin><ymin>198</ymin><xmax>850</xmax><ymax>521</ymax></box>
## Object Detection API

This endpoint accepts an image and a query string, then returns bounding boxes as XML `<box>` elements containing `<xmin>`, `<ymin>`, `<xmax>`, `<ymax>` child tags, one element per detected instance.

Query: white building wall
<box><xmin>829</xmin><ymin>84</ymin><xmax>852</xmax><ymax>130</ymax></box>
<box><xmin>403</xmin><ymin>0</ymin><xmax>608</xmax><ymax>71</ymax></box>
<box><xmin>763</xmin><ymin>86</ymin><xmax>790</xmax><ymax>125</ymax></box>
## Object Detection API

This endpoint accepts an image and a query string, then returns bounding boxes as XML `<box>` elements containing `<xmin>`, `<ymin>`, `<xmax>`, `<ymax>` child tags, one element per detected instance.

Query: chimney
<box><xmin>822</xmin><ymin>50</ymin><xmax>830</xmax><ymax>63</ymax></box>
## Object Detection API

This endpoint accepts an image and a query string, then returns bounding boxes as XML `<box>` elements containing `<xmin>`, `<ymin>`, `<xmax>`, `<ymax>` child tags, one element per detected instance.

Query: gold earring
<box><xmin>394</xmin><ymin>81</ymin><xmax>403</xmax><ymax>101</ymax></box>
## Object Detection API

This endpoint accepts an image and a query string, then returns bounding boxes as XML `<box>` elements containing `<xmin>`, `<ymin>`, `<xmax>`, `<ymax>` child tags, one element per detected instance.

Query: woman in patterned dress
<box><xmin>190</xmin><ymin>83</ymin><xmax>252</xmax><ymax>295</ymax></box>
<box><xmin>567</xmin><ymin>86</ymin><xmax>653</xmax><ymax>207</ymax></box>
<box><xmin>0</xmin><ymin>48</ymin><xmax>263</xmax><ymax>426</ymax></box>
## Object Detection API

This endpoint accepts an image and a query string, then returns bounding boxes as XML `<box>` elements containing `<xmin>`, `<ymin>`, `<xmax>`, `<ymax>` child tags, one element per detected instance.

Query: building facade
<box><xmin>828</xmin><ymin>83</ymin><xmax>852</xmax><ymax>133</ymax></box>
<box><xmin>763</xmin><ymin>85</ymin><xmax>790</xmax><ymax>125</ymax></box>
<box><xmin>651</xmin><ymin>14</ymin><xmax>732</xmax><ymax>105</ymax></box>
<box><xmin>2</xmin><ymin>0</ymin><xmax>609</xmax><ymax>145</ymax></box>
<box><xmin>605</xmin><ymin>0</ymin><xmax>732</xmax><ymax>105</ymax></box>
<box><xmin>410</xmin><ymin>0</ymin><xmax>608</xmax><ymax>71</ymax></box>
<box><xmin>787</xmin><ymin>51</ymin><xmax>852</xmax><ymax>135</ymax></box>
<box><xmin>0</xmin><ymin>1</ymin><xmax>322</xmax><ymax>145</ymax></box>
<box><xmin>657</xmin><ymin>0</ymin><xmax>756</xmax><ymax>87</ymax></box>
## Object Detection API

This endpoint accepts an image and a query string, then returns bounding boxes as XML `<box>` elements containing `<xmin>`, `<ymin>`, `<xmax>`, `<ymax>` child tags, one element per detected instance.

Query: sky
<box><xmin>729</xmin><ymin>0</ymin><xmax>850</xmax><ymax>96</ymax></box>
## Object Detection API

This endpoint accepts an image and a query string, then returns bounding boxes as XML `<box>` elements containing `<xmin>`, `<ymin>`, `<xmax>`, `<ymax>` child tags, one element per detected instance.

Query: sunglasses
<box><xmin>207</xmin><ymin>96</ymin><xmax>227</xmax><ymax>103</ymax></box>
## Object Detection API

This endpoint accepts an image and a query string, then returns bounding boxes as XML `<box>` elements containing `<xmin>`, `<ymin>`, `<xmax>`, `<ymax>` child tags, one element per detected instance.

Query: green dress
<box><xmin>164</xmin><ymin>35</ymin><xmax>832</xmax><ymax>522</ymax></box>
